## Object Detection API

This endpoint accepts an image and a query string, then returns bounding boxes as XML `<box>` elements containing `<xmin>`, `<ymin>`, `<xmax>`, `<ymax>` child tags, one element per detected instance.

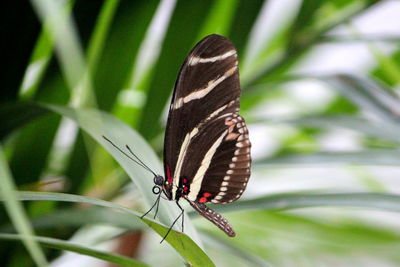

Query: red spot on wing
<box><xmin>199</xmin><ymin>197</ymin><xmax>207</xmax><ymax>203</ymax></box>
<box><xmin>166</xmin><ymin>164</ymin><xmax>173</xmax><ymax>184</ymax></box>
<box><xmin>183</xmin><ymin>178</ymin><xmax>187</xmax><ymax>183</ymax></box>
<box><xmin>203</xmin><ymin>192</ymin><xmax>212</xmax><ymax>197</ymax></box>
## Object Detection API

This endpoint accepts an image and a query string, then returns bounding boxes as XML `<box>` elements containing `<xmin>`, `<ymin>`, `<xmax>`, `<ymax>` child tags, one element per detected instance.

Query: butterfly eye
<box><xmin>152</xmin><ymin>186</ymin><xmax>161</xmax><ymax>195</ymax></box>
<box><xmin>153</xmin><ymin>175</ymin><xmax>164</xmax><ymax>186</ymax></box>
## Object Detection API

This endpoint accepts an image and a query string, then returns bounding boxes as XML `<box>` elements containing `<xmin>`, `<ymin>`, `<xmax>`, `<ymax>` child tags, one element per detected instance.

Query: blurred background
<box><xmin>2</xmin><ymin>0</ymin><xmax>400</xmax><ymax>266</ymax></box>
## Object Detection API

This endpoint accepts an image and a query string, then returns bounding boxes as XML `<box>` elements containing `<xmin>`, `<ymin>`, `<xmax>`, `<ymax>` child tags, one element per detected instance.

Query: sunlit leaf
<box><xmin>0</xmin><ymin>190</ymin><xmax>215</xmax><ymax>266</ymax></box>
<box><xmin>323</xmin><ymin>74</ymin><xmax>400</xmax><ymax>125</ymax></box>
<box><xmin>204</xmin><ymin>192</ymin><xmax>400</xmax><ymax>214</ymax></box>
<box><xmin>258</xmin><ymin>150</ymin><xmax>400</xmax><ymax>166</ymax></box>
<box><xmin>0</xmin><ymin>148</ymin><xmax>48</xmax><ymax>266</ymax></box>
<box><xmin>0</xmin><ymin>233</ymin><xmax>148</xmax><ymax>267</ymax></box>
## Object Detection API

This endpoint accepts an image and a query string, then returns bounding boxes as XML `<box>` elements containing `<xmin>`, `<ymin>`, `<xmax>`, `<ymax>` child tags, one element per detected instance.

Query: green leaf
<box><xmin>0</xmin><ymin>148</ymin><xmax>48</xmax><ymax>266</ymax></box>
<box><xmin>18</xmin><ymin>1</ymin><xmax>74</xmax><ymax>100</ymax></box>
<box><xmin>86</xmin><ymin>0</ymin><xmax>120</xmax><ymax>73</ymax></box>
<box><xmin>113</xmin><ymin>0</ymin><xmax>176</xmax><ymax>126</ymax></box>
<box><xmin>9</xmin><ymin>102</ymin><xmax>213</xmax><ymax>265</ymax></box>
<box><xmin>8</xmin><ymin>191</ymin><xmax>142</xmax><ymax>219</ymax></box>
<box><xmin>0</xmin><ymin>233</ymin><xmax>148</xmax><ymax>267</ymax></box>
<box><xmin>258</xmin><ymin>150</ymin><xmax>400</xmax><ymax>166</ymax></box>
<box><xmin>372</xmin><ymin>47</ymin><xmax>400</xmax><ymax>86</ymax></box>
<box><xmin>320</xmin><ymin>34</ymin><xmax>400</xmax><ymax>43</ymax></box>
<box><xmin>42</xmin><ymin>104</ymin><xmax>184</xmax><ymax>228</ymax></box>
<box><xmin>222</xmin><ymin>211</ymin><xmax>400</xmax><ymax>265</ymax></box>
<box><xmin>31</xmin><ymin>0</ymin><xmax>95</xmax><ymax>107</ymax></box>
<box><xmin>141</xmin><ymin>220</ymin><xmax>215</xmax><ymax>267</ymax></box>
<box><xmin>323</xmin><ymin>74</ymin><xmax>400</xmax><ymax>125</ymax></box>
<box><xmin>244</xmin><ymin>1</ymin><xmax>380</xmax><ymax>87</ymax></box>
<box><xmin>196</xmin><ymin>0</ymin><xmax>239</xmax><ymax>38</ymax></box>
<box><xmin>0</xmin><ymin>190</ymin><xmax>215</xmax><ymax>267</ymax></box>
<box><xmin>287</xmin><ymin>0</ymin><xmax>326</xmax><ymax>49</ymax></box>
<box><xmin>275</xmin><ymin>115</ymin><xmax>400</xmax><ymax>143</ymax></box>
<box><xmin>202</xmin><ymin>233</ymin><xmax>271</xmax><ymax>267</ymax></box>
<box><xmin>0</xmin><ymin>102</ymin><xmax>49</xmax><ymax>140</ymax></box>
<box><xmin>138</xmin><ymin>1</ymin><xmax>214</xmax><ymax>140</ymax></box>
<box><xmin>1</xmin><ymin>207</ymin><xmax>143</xmax><ymax>232</ymax></box>
<box><xmin>203</xmin><ymin>192</ymin><xmax>400</xmax><ymax>214</ymax></box>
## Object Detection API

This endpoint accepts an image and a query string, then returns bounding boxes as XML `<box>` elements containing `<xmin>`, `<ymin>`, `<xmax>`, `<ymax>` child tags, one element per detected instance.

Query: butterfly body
<box><xmin>161</xmin><ymin>34</ymin><xmax>251</xmax><ymax>237</ymax></box>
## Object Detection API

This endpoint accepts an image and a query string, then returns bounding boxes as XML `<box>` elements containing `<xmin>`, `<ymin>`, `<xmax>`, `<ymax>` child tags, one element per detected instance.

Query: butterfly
<box><xmin>104</xmin><ymin>34</ymin><xmax>251</xmax><ymax>241</ymax></box>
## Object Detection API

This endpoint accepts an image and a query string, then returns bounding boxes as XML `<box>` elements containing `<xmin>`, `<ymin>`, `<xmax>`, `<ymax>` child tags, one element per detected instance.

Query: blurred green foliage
<box><xmin>2</xmin><ymin>0</ymin><xmax>400</xmax><ymax>266</ymax></box>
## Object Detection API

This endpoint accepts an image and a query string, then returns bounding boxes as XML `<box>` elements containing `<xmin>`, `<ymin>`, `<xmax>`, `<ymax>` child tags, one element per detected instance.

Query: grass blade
<box><xmin>86</xmin><ymin>0</ymin><xmax>120</xmax><ymax>73</ymax></box>
<box><xmin>196</xmin><ymin>0</ymin><xmax>239</xmax><ymax>38</ymax></box>
<box><xmin>273</xmin><ymin>115</ymin><xmax>400</xmax><ymax>143</ymax></box>
<box><xmin>18</xmin><ymin>1</ymin><xmax>74</xmax><ymax>100</ymax></box>
<box><xmin>244</xmin><ymin>1</ymin><xmax>380</xmax><ymax>88</ymax></box>
<box><xmin>323</xmin><ymin>74</ymin><xmax>400</xmax><ymax>125</ymax></box>
<box><xmin>204</xmin><ymin>192</ymin><xmax>400</xmax><ymax>214</ymax></box>
<box><xmin>0</xmin><ymin>191</ymin><xmax>215</xmax><ymax>266</ymax></box>
<box><xmin>0</xmin><ymin>102</ymin><xmax>49</xmax><ymax>140</ymax></box>
<box><xmin>43</xmin><ymin>104</ymin><xmax>181</xmax><ymax>226</ymax></box>
<box><xmin>113</xmin><ymin>0</ymin><xmax>177</xmax><ymax>125</ymax></box>
<box><xmin>0</xmin><ymin>233</ymin><xmax>147</xmax><ymax>267</ymax></box>
<box><xmin>258</xmin><ymin>150</ymin><xmax>400</xmax><ymax>166</ymax></box>
<box><xmin>0</xmin><ymin>207</ymin><xmax>143</xmax><ymax>232</ymax></box>
<box><xmin>0</xmin><ymin>148</ymin><xmax>48</xmax><ymax>266</ymax></box>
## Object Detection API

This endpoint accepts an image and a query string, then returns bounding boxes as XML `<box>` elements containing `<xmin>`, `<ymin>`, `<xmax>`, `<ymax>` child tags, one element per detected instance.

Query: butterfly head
<box><xmin>150</xmin><ymin>175</ymin><xmax>163</xmax><ymax>195</ymax></box>
<box><xmin>153</xmin><ymin>175</ymin><xmax>164</xmax><ymax>186</ymax></box>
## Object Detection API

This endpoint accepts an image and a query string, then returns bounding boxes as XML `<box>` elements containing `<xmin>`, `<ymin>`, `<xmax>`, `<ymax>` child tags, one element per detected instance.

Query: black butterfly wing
<box><xmin>180</xmin><ymin>113</ymin><xmax>251</xmax><ymax>237</ymax></box>
<box><xmin>190</xmin><ymin>113</ymin><xmax>251</xmax><ymax>204</ymax></box>
<box><xmin>163</xmin><ymin>34</ymin><xmax>251</xmax><ymax>236</ymax></box>
<box><xmin>164</xmin><ymin>34</ymin><xmax>243</xmax><ymax>193</ymax></box>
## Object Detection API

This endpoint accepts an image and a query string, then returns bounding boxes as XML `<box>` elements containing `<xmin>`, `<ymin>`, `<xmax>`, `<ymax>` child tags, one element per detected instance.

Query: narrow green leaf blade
<box><xmin>258</xmin><ymin>150</ymin><xmax>400</xmax><ymax>166</ymax></box>
<box><xmin>0</xmin><ymin>191</ymin><xmax>215</xmax><ymax>267</ymax></box>
<box><xmin>0</xmin><ymin>148</ymin><xmax>48</xmax><ymax>266</ymax></box>
<box><xmin>323</xmin><ymin>74</ymin><xmax>400</xmax><ymax>125</ymax></box>
<box><xmin>0</xmin><ymin>102</ymin><xmax>49</xmax><ymax>140</ymax></box>
<box><xmin>0</xmin><ymin>233</ymin><xmax>147</xmax><ymax>267</ymax></box>
<box><xmin>273</xmin><ymin>115</ymin><xmax>400</xmax><ymax>143</ymax></box>
<box><xmin>196</xmin><ymin>0</ymin><xmax>239</xmax><ymax>38</ymax></box>
<box><xmin>204</xmin><ymin>192</ymin><xmax>400</xmax><ymax>214</ymax></box>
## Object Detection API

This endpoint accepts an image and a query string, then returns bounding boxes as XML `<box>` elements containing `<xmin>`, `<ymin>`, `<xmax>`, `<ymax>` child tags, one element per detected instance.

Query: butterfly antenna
<box><xmin>102</xmin><ymin>136</ymin><xmax>157</xmax><ymax>177</ymax></box>
<box><xmin>125</xmin><ymin>144</ymin><xmax>157</xmax><ymax>176</ymax></box>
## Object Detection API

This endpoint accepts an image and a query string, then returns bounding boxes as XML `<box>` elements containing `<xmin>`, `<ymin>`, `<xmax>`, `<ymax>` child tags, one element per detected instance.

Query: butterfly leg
<box><xmin>176</xmin><ymin>201</ymin><xmax>184</xmax><ymax>232</ymax></box>
<box><xmin>160</xmin><ymin>201</ymin><xmax>185</xmax><ymax>243</ymax></box>
<box><xmin>153</xmin><ymin>194</ymin><xmax>162</xmax><ymax>219</ymax></box>
<box><xmin>141</xmin><ymin>192</ymin><xmax>162</xmax><ymax>219</ymax></box>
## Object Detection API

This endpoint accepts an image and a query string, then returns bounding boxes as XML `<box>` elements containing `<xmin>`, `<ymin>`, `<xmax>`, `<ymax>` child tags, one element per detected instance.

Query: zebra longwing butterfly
<box><xmin>105</xmin><ymin>34</ymin><xmax>251</xmax><ymax>240</ymax></box>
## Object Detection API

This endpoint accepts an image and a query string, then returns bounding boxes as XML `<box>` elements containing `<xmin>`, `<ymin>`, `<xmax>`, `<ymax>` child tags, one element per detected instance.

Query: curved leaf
<box><xmin>258</xmin><ymin>150</ymin><xmax>400</xmax><ymax>166</ymax></box>
<box><xmin>0</xmin><ymin>191</ymin><xmax>215</xmax><ymax>267</ymax></box>
<box><xmin>43</xmin><ymin>104</ymin><xmax>198</xmax><ymax>236</ymax></box>
<box><xmin>200</xmin><ymin>192</ymin><xmax>400</xmax><ymax>215</ymax></box>
<box><xmin>0</xmin><ymin>207</ymin><xmax>144</xmax><ymax>232</ymax></box>
<box><xmin>261</xmin><ymin>115</ymin><xmax>400</xmax><ymax>143</ymax></box>
<box><xmin>0</xmin><ymin>233</ymin><xmax>147</xmax><ymax>267</ymax></box>
<box><xmin>323</xmin><ymin>74</ymin><xmax>400</xmax><ymax>125</ymax></box>
<box><xmin>0</xmin><ymin>102</ymin><xmax>49</xmax><ymax>140</ymax></box>
<box><xmin>0</xmin><ymin>147</ymin><xmax>48</xmax><ymax>266</ymax></box>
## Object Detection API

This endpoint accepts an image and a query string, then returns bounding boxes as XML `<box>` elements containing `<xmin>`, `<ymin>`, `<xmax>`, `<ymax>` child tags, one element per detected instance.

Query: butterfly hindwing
<box><xmin>194</xmin><ymin>114</ymin><xmax>251</xmax><ymax>204</ymax></box>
